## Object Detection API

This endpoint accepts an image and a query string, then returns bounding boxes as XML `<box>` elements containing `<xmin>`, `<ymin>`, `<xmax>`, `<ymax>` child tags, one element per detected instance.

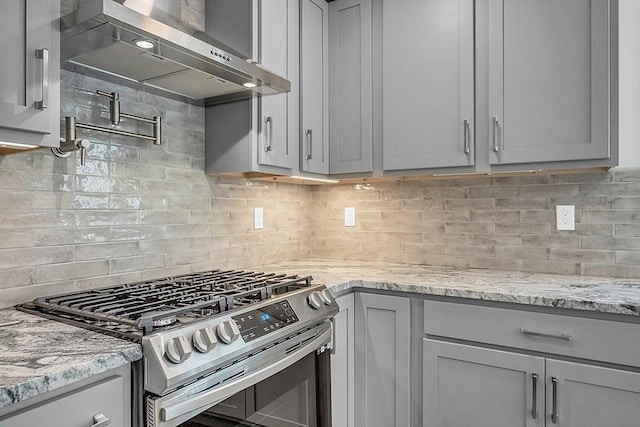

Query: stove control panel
<box><xmin>232</xmin><ymin>300</ymin><xmax>299</xmax><ymax>343</ymax></box>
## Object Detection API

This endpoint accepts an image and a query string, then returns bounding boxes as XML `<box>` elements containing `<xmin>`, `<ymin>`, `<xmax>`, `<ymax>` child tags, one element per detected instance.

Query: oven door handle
<box><xmin>159</xmin><ymin>327</ymin><xmax>332</xmax><ymax>423</ymax></box>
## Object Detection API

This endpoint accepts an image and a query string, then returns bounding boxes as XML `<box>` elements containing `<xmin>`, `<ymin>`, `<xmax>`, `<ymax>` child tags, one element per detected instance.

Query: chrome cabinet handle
<box><xmin>551</xmin><ymin>377</ymin><xmax>559</xmax><ymax>424</ymax></box>
<box><xmin>531</xmin><ymin>373</ymin><xmax>538</xmax><ymax>419</ymax></box>
<box><xmin>35</xmin><ymin>48</ymin><xmax>49</xmax><ymax>110</ymax></box>
<box><xmin>264</xmin><ymin>116</ymin><xmax>273</xmax><ymax>152</ymax></box>
<box><xmin>305</xmin><ymin>129</ymin><xmax>313</xmax><ymax>160</ymax></box>
<box><xmin>520</xmin><ymin>328</ymin><xmax>572</xmax><ymax>342</ymax></box>
<box><xmin>90</xmin><ymin>413</ymin><xmax>111</xmax><ymax>427</ymax></box>
<box><xmin>463</xmin><ymin>119</ymin><xmax>470</xmax><ymax>154</ymax></box>
<box><xmin>491</xmin><ymin>116</ymin><xmax>499</xmax><ymax>152</ymax></box>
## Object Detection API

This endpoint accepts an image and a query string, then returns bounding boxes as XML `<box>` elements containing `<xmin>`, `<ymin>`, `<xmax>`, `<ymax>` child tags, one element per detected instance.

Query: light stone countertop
<box><xmin>260</xmin><ymin>259</ymin><xmax>640</xmax><ymax>317</ymax></box>
<box><xmin>2</xmin><ymin>260</ymin><xmax>638</xmax><ymax>410</ymax></box>
<box><xmin>0</xmin><ymin>308</ymin><xmax>142</xmax><ymax>409</ymax></box>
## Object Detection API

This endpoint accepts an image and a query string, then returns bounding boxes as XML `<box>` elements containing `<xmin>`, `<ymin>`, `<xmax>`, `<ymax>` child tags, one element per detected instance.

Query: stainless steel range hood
<box><xmin>60</xmin><ymin>0</ymin><xmax>290</xmax><ymax>104</ymax></box>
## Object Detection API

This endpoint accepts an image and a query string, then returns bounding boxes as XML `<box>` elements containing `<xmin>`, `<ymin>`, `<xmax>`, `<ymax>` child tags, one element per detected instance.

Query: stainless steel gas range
<box><xmin>20</xmin><ymin>270</ymin><xmax>338</xmax><ymax>427</ymax></box>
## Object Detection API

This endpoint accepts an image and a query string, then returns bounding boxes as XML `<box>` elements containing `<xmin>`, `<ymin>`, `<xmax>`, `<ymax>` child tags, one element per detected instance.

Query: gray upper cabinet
<box><xmin>205</xmin><ymin>0</ymin><xmax>297</xmax><ymax>176</ymax></box>
<box><xmin>0</xmin><ymin>0</ymin><xmax>60</xmax><ymax>149</ymax></box>
<box><xmin>300</xmin><ymin>0</ymin><xmax>329</xmax><ymax>174</ymax></box>
<box><xmin>488</xmin><ymin>0</ymin><xmax>612</xmax><ymax>165</ymax></box>
<box><xmin>380</xmin><ymin>0</ymin><xmax>474</xmax><ymax>171</ymax></box>
<box><xmin>354</xmin><ymin>293</ymin><xmax>410</xmax><ymax>427</ymax></box>
<box><xmin>258</xmin><ymin>0</ymin><xmax>296</xmax><ymax>169</ymax></box>
<box><xmin>329</xmin><ymin>0</ymin><xmax>373</xmax><ymax>174</ymax></box>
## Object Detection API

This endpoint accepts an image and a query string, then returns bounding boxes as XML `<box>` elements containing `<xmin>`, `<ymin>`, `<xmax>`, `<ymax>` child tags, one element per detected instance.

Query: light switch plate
<box><xmin>345</xmin><ymin>207</ymin><xmax>356</xmax><ymax>227</ymax></box>
<box><xmin>556</xmin><ymin>205</ymin><xmax>575</xmax><ymax>231</ymax></box>
<box><xmin>254</xmin><ymin>207</ymin><xmax>264</xmax><ymax>230</ymax></box>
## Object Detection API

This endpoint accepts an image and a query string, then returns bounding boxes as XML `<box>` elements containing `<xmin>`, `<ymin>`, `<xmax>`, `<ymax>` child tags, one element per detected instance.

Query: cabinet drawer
<box><xmin>424</xmin><ymin>300</ymin><xmax>640</xmax><ymax>368</ymax></box>
<box><xmin>1</xmin><ymin>376</ymin><xmax>125</xmax><ymax>427</ymax></box>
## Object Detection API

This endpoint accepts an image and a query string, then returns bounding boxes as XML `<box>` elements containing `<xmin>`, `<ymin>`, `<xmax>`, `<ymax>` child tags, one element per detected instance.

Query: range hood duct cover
<box><xmin>60</xmin><ymin>0</ymin><xmax>290</xmax><ymax>104</ymax></box>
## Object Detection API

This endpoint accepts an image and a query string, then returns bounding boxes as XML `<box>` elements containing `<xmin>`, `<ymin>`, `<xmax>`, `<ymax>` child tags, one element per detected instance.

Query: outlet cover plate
<box><xmin>345</xmin><ymin>207</ymin><xmax>356</xmax><ymax>227</ymax></box>
<box><xmin>254</xmin><ymin>207</ymin><xmax>264</xmax><ymax>230</ymax></box>
<box><xmin>556</xmin><ymin>205</ymin><xmax>575</xmax><ymax>231</ymax></box>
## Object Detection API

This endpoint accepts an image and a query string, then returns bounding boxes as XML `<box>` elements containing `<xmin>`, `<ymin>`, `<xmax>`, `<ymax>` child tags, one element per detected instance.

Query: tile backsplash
<box><xmin>0</xmin><ymin>69</ymin><xmax>313</xmax><ymax>308</ymax></box>
<box><xmin>310</xmin><ymin>171</ymin><xmax>640</xmax><ymax>279</ymax></box>
<box><xmin>1</xmin><ymin>0</ymin><xmax>639</xmax><ymax>308</ymax></box>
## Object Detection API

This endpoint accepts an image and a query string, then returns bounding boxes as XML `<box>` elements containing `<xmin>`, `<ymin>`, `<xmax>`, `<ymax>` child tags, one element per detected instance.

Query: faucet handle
<box><xmin>51</xmin><ymin>138</ymin><xmax>90</xmax><ymax>165</ymax></box>
<box><xmin>77</xmin><ymin>139</ymin><xmax>90</xmax><ymax>165</ymax></box>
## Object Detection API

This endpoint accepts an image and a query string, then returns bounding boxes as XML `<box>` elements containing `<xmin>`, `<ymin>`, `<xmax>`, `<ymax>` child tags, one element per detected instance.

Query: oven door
<box><xmin>148</xmin><ymin>323</ymin><xmax>332</xmax><ymax>427</ymax></box>
<box><xmin>183</xmin><ymin>351</ymin><xmax>330</xmax><ymax>427</ymax></box>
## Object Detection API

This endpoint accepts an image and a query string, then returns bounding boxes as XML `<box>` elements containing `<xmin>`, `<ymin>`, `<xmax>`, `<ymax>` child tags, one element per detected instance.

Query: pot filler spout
<box><xmin>60</xmin><ymin>0</ymin><xmax>290</xmax><ymax>104</ymax></box>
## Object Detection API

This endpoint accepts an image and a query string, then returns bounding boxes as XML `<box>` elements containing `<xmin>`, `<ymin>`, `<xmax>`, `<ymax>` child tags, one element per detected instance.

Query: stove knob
<box><xmin>320</xmin><ymin>289</ymin><xmax>335</xmax><ymax>305</ymax></box>
<box><xmin>193</xmin><ymin>327</ymin><xmax>218</xmax><ymax>353</ymax></box>
<box><xmin>217</xmin><ymin>320</ymin><xmax>240</xmax><ymax>344</ymax></box>
<box><xmin>165</xmin><ymin>335</ymin><xmax>192</xmax><ymax>364</ymax></box>
<box><xmin>308</xmin><ymin>292</ymin><xmax>322</xmax><ymax>309</ymax></box>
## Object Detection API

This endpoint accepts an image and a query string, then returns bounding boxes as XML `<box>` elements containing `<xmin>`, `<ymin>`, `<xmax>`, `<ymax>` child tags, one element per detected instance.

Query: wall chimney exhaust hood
<box><xmin>60</xmin><ymin>0</ymin><xmax>290</xmax><ymax>104</ymax></box>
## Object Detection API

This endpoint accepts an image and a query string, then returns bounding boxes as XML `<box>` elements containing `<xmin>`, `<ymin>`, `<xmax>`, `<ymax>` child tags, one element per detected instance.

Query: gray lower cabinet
<box><xmin>423</xmin><ymin>298</ymin><xmax>640</xmax><ymax>427</ymax></box>
<box><xmin>300</xmin><ymin>0</ymin><xmax>329</xmax><ymax>174</ymax></box>
<box><xmin>423</xmin><ymin>339</ymin><xmax>545</xmax><ymax>427</ymax></box>
<box><xmin>379</xmin><ymin>0</ymin><xmax>474</xmax><ymax>172</ymax></box>
<box><xmin>424</xmin><ymin>340</ymin><xmax>640</xmax><ymax>427</ymax></box>
<box><xmin>331</xmin><ymin>293</ymin><xmax>355</xmax><ymax>427</ymax></box>
<box><xmin>0</xmin><ymin>0</ymin><xmax>60</xmax><ymax>150</ymax></box>
<box><xmin>0</xmin><ymin>365</ymin><xmax>131</xmax><ymax>427</ymax></box>
<box><xmin>328</xmin><ymin>0</ymin><xmax>373</xmax><ymax>175</ymax></box>
<box><xmin>546</xmin><ymin>359</ymin><xmax>640</xmax><ymax>426</ymax></box>
<box><xmin>205</xmin><ymin>0</ymin><xmax>297</xmax><ymax>176</ymax></box>
<box><xmin>354</xmin><ymin>292</ymin><xmax>410</xmax><ymax>427</ymax></box>
<box><xmin>488</xmin><ymin>0</ymin><xmax>613</xmax><ymax>165</ymax></box>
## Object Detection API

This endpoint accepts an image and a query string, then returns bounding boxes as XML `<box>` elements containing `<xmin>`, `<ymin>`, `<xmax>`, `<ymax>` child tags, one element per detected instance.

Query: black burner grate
<box><xmin>22</xmin><ymin>269</ymin><xmax>313</xmax><ymax>338</ymax></box>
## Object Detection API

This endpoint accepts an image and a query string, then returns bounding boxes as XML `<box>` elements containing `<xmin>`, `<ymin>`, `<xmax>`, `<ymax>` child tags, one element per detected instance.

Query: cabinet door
<box><xmin>381</xmin><ymin>0</ymin><xmax>474</xmax><ymax>171</ymax></box>
<box><xmin>0</xmin><ymin>376</ymin><xmax>126</xmax><ymax>427</ymax></box>
<box><xmin>300</xmin><ymin>0</ymin><xmax>329</xmax><ymax>174</ymax></box>
<box><xmin>331</xmin><ymin>293</ymin><xmax>355</xmax><ymax>427</ymax></box>
<box><xmin>259</xmin><ymin>0</ymin><xmax>293</xmax><ymax>169</ymax></box>
<box><xmin>546</xmin><ymin>359</ymin><xmax>640</xmax><ymax>426</ymax></box>
<box><xmin>354</xmin><ymin>293</ymin><xmax>410</xmax><ymax>427</ymax></box>
<box><xmin>423</xmin><ymin>339</ymin><xmax>544</xmax><ymax>427</ymax></box>
<box><xmin>488</xmin><ymin>0</ymin><xmax>611</xmax><ymax>164</ymax></box>
<box><xmin>329</xmin><ymin>0</ymin><xmax>372</xmax><ymax>174</ymax></box>
<box><xmin>0</xmin><ymin>0</ymin><xmax>60</xmax><ymax>148</ymax></box>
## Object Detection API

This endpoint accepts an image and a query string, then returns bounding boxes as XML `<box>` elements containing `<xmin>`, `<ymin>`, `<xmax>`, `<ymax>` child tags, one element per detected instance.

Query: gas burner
<box><xmin>152</xmin><ymin>315</ymin><xmax>177</xmax><ymax>327</ymax></box>
<box><xmin>22</xmin><ymin>269</ymin><xmax>314</xmax><ymax>339</ymax></box>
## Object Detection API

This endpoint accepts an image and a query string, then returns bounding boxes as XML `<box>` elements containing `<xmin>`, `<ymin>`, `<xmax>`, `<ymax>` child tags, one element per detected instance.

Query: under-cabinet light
<box><xmin>290</xmin><ymin>176</ymin><xmax>341</xmax><ymax>184</ymax></box>
<box><xmin>134</xmin><ymin>39</ymin><xmax>155</xmax><ymax>49</ymax></box>
<box><xmin>0</xmin><ymin>141</ymin><xmax>38</xmax><ymax>149</ymax></box>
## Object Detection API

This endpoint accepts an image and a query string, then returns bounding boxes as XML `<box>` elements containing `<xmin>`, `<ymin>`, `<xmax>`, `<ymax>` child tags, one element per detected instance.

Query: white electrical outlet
<box><xmin>556</xmin><ymin>205</ymin><xmax>575</xmax><ymax>231</ymax></box>
<box><xmin>345</xmin><ymin>207</ymin><xmax>356</xmax><ymax>227</ymax></box>
<box><xmin>254</xmin><ymin>207</ymin><xmax>264</xmax><ymax>230</ymax></box>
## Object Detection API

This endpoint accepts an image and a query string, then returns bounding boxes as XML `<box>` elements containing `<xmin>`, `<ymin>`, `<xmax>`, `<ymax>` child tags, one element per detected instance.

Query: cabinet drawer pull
<box><xmin>305</xmin><ymin>129</ymin><xmax>313</xmax><ymax>160</ymax></box>
<box><xmin>463</xmin><ymin>119</ymin><xmax>470</xmax><ymax>154</ymax></box>
<box><xmin>264</xmin><ymin>116</ymin><xmax>273</xmax><ymax>152</ymax></box>
<box><xmin>520</xmin><ymin>328</ymin><xmax>572</xmax><ymax>342</ymax></box>
<box><xmin>531</xmin><ymin>373</ymin><xmax>538</xmax><ymax>419</ymax></box>
<box><xmin>35</xmin><ymin>48</ymin><xmax>49</xmax><ymax>110</ymax></box>
<box><xmin>90</xmin><ymin>413</ymin><xmax>111</xmax><ymax>427</ymax></box>
<box><xmin>551</xmin><ymin>377</ymin><xmax>559</xmax><ymax>424</ymax></box>
<box><xmin>491</xmin><ymin>116</ymin><xmax>499</xmax><ymax>152</ymax></box>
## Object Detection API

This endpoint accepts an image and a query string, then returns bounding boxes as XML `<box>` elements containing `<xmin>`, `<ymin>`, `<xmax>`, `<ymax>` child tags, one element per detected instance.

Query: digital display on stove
<box><xmin>232</xmin><ymin>300</ymin><xmax>299</xmax><ymax>342</ymax></box>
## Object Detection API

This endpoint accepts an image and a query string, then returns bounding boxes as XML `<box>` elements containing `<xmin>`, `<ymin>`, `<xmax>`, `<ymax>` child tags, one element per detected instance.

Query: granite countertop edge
<box><xmin>0</xmin><ymin>346</ymin><xmax>142</xmax><ymax>410</ymax></box>
<box><xmin>0</xmin><ymin>309</ymin><xmax>143</xmax><ymax>410</ymax></box>
<box><xmin>328</xmin><ymin>279</ymin><xmax>640</xmax><ymax>317</ymax></box>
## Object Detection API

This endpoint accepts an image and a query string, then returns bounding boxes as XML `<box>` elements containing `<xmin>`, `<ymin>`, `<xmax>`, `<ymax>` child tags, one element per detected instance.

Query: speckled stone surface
<box><xmin>0</xmin><ymin>308</ymin><xmax>142</xmax><ymax>409</ymax></box>
<box><xmin>260</xmin><ymin>260</ymin><xmax>640</xmax><ymax>317</ymax></box>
